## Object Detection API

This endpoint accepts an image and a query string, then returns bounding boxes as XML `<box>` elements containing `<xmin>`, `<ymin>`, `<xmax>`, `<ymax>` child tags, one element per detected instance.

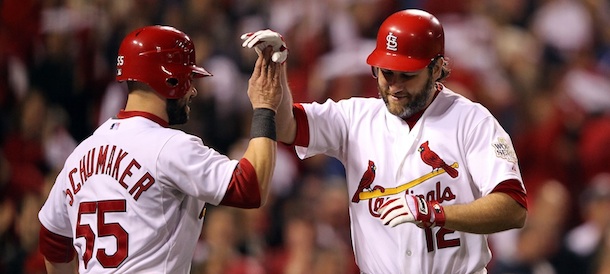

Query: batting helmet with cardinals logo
<box><xmin>366</xmin><ymin>9</ymin><xmax>444</xmax><ymax>72</ymax></box>
<box><xmin>116</xmin><ymin>25</ymin><xmax>211</xmax><ymax>99</ymax></box>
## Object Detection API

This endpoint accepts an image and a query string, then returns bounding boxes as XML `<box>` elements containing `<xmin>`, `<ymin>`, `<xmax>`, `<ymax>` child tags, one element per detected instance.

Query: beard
<box><xmin>166</xmin><ymin>98</ymin><xmax>189</xmax><ymax>125</ymax></box>
<box><xmin>379</xmin><ymin>74</ymin><xmax>435</xmax><ymax>119</ymax></box>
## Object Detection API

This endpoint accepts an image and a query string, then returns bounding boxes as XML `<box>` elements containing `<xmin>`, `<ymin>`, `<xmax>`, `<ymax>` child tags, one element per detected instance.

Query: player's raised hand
<box><xmin>247</xmin><ymin>46</ymin><xmax>282</xmax><ymax>112</ymax></box>
<box><xmin>241</xmin><ymin>29</ymin><xmax>288</xmax><ymax>63</ymax></box>
<box><xmin>379</xmin><ymin>194</ymin><xmax>446</xmax><ymax>228</ymax></box>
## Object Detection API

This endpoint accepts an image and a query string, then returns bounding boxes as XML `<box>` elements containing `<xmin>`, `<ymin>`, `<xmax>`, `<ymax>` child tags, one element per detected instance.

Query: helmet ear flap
<box><xmin>166</xmin><ymin>77</ymin><xmax>179</xmax><ymax>87</ymax></box>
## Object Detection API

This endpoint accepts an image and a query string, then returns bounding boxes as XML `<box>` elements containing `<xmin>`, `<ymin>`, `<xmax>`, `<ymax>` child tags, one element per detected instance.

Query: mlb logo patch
<box><xmin>110</xmin><ymin>123</ymin><xmax>120</xmax><ymax>130</ymax></box>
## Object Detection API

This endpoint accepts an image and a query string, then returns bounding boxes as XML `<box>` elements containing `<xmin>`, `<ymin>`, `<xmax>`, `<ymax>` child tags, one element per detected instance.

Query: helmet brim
<box><xmin>191</xmin><ymin>65</ymin><xmax>212</xmax><ymax>78</ymax></box>
<box><xmin>366</xmin><ymin>51</ymin><xmax>432</xmax><ymax>72</ymax></box>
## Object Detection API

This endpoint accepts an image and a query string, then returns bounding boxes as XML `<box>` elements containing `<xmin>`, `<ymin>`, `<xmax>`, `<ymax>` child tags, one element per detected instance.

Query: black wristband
<box><xmin>250</xmin><ymin>108</ymin><xmax>276</xmax><ymax>141</ymax></box>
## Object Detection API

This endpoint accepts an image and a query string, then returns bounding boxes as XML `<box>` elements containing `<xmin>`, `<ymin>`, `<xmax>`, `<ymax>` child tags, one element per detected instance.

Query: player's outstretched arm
<box><xmin>242</xmin><ymin>46</ymin><xmax>282</xmax><ymax>206</ymax></box>
<box><xmin>442</xmin><ymin>192</ymin><xmax>527</xmax><ymax>234</ymax></box>
<box><xmin>380</xmin><ymin>192</ymin><xmax>527</xmax><ymax>234</ymax></box>
<box><xmin>275</xmin><ymin>62</ymin><xmax>296</xmax><ymax>144</ymax></box>
<box><xmin>240</xmin><ymin>29</ymin><xmax>296</xmax><ymax>145</ymax></box>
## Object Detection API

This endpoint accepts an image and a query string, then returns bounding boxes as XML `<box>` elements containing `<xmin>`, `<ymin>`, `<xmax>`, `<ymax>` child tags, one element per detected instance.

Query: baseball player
<box><xmin>242</xmin><ymin>9</ymin><xmax>528</xmax><ymax>274</ymax></box>
<box><xmin>38</xmin><ymin>26</ymin><xmax>282</xmax><ymax>273</ymax></box>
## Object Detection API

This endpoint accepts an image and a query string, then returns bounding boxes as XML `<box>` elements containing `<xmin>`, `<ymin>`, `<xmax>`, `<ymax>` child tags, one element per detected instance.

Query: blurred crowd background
<box><xmin>1</xmin><ymin>0</ymin><xmax>610</xmax><ymax>273</ymax></box>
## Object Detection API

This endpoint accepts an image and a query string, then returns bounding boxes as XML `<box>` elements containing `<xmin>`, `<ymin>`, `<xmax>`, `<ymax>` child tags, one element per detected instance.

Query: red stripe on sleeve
<box><xmin>219</xmin><ymin>158</ymin><xmax>261</xmax><ymax>208</ymax></box>
<box><xmin>491</xmin><ymin>179</ymin><xmax>528</xmax><ymax>209</ymax></box>
<box><xmin>292</xmin><ymin>104</ymin><xmax>310</xmax><ymax>147</ymax></box>
<box><xmin>39</xmin><ymin>224</ymin><xmax>75</xmax><ymax>263</ymax></box>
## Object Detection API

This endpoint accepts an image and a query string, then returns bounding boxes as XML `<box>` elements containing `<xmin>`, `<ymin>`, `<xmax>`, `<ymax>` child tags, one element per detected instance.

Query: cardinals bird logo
<box><xmin>352</xmin><ymin>160</ymin><xmax>377</xmax><ymax>203</ymax></box>
<box><xmin>418</xmin><ymin>141</ymin><xmax>459</xmax><ymax>178</ymax></box>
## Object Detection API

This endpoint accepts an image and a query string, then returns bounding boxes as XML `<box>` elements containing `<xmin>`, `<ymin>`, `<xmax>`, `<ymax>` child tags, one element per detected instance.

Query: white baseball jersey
<box><xmin>294</xmin><ymin>86</ymin><xmax>523</xmax><ymax>274</ymax></box>
<box><xmin>39</xmin><ymin>113</ymin><xmax>237</xmax><ymax>273</ymax></box>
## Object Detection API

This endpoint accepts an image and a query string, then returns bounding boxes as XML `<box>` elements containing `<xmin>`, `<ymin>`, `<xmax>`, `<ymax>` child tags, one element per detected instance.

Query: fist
<box><xmin>241</xmin><ymin>29</ymin><xmax>288</xmax><ymax>63</ymax></box>
<box><xmin>379</xmin><ymin>195</ymin><xmax>446</xmax><ymax>228</ymax></box>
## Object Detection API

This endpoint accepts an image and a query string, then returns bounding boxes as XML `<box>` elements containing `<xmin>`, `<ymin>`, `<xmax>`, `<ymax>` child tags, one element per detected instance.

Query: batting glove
<box><xmin>379</xmin><ymin>195</ymin><xmax>446</xmax><ymax>228</ymax></box>
<box><xmin>241</xmin><ymin>29</ymin><xmax>288</xmax><ymax>63</ymax></box>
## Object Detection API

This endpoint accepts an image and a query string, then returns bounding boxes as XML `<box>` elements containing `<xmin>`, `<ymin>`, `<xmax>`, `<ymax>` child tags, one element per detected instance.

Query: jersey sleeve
<box><xmin>157</xmin><ymin>133</ymin><xmax>238</xmax><ymax>205</ymax></box>
<box><xmin>292</xmin><ymin>103</ymin><xmax>310</xmax><ymax>147</ymax></box>
<box><xmin>219</xmin><ymin>158</ymin><xmax>261</xmax><ymax>208</ymax></box>
<box><xmin>464</xmin><ymin>116</ymin><xmax>525</xmax><ymax>196</ymax></box>
<box><xmin>492</xmin><ymin>179</ymin><xmax>528</xmax><ymax>209</ymax></box>
<box><xmin>38</xmin><ymin>168</ymin><xmax>73</xmax><ymax>238</ymax></box>
<box><xmin>294</xmin><ymin>99</ymin><xmax>350</xmax><ymax>160</ymax></box>
<box><xmin>39</xmin><ymin>224</ymin><xmax>75</xmax><ymax>263</ymax></box>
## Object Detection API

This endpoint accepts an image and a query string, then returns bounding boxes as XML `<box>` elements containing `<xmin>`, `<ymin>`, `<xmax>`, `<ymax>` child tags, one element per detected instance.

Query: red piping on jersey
<box><xmin>116</xmin><ymin>110</ymin><xmax>169</xmax><ymax>127</ymax></box>
<box><xmin>220</xmin><ymin>158</ymin><xmax>261</xmax><ymax>208</ymax></box>
<box><xmin>291</xmin><ymin>104</ymin><xmax>309</xmax><ymax>147</ymax></box>
<box><xmin>491</xmin><ymin>179</ymin><xmax>528</xmax><ymax>209</ymax></box>
<box><xmin>404</xmin><ymin>110</ymin><xmax>424</xmax><ymax>129</ymax></box>
<box><xmin>39</xmin><ymin>224</ymin><xmax>75</xmax><ymax>263</ymax></box>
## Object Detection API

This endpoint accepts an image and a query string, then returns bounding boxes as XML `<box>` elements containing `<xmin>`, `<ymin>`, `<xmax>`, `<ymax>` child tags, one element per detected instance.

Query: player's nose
<box><xmin>387</xmin><ymin>74</ymin><xmax>406</xmax><ymax>88</ymax></box>
<box><xmin>388</xmin><ymin>80</ymin><xmax>405</xmax><ymax>93</ymax></box>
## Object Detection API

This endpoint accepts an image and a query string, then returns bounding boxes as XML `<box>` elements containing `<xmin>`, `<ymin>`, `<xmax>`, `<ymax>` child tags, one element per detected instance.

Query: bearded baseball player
<box><xmin>38</xmin><ymin>25</ymin><xmax>282</xmax><ymax>273</ymax></box>
<box><xmin>242</xmin><ymin>9</ymin><xmax>528</xmax><ymax>274</ymax></box>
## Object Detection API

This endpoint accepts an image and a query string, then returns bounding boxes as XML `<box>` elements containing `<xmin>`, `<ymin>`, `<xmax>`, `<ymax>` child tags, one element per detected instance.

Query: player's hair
<box><xmin>428</xmin><ymin>56</ymin><xmax>451</xmax><ymax>82</ymax></box>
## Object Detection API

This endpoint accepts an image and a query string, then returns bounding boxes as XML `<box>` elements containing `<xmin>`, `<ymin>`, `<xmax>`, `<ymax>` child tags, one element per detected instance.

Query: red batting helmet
<box><xmin>366</xmin><ymin>9</ymin><xmax>444</xmax><ymax>72</ymax></box>
<box><xmin>116</xmin><ymin>25</ymin><xmax>211</xmax><ymax>99</ymax></box>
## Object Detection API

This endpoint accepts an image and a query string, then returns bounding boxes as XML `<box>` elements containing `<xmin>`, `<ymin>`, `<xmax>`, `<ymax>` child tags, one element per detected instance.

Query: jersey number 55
<box><xmin>76</xmin><ymin>200</ymin><xmax>129</xmax><ymax>269</ymax></box>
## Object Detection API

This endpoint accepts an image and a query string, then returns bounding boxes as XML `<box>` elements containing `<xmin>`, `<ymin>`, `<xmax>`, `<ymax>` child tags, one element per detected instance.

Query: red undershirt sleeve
<box><xmin>39</xmin><ymin>224</ymin><xmax>75</xmax><ymax>263</ymax></box>
<box><xmin>491</xmin><ymin>179</ymin><xmax>528</xmax><ymax>209</ymax></box>
<box><xmin>291</xmin><ymin>104</ymin><xmax>310</xmax><ymax>147</ymax></box>
<box><xmin>219</xmin><ymin>158</ymin><xmax>261</xmax><ymax>208</ymax></box>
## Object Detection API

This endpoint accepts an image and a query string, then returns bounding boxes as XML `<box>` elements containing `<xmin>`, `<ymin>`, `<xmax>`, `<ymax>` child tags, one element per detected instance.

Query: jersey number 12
<box><xmin>424</xmin><ymin>227</ymin><xmax>460</xmax><ymax>252</ymax></box>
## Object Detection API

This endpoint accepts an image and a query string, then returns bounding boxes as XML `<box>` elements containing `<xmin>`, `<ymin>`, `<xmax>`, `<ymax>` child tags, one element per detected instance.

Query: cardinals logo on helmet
<box><xmin>386</xmin><ymin>32</ymin><xmax>398</xmax><ymax>51</ymax></box>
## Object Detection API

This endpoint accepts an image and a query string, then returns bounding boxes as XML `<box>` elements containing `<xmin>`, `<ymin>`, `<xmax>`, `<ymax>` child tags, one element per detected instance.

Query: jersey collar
<box><xmin>116</xmin><ymin>110</ymin><xmax>169</xmax><ymax>128</ymax></box>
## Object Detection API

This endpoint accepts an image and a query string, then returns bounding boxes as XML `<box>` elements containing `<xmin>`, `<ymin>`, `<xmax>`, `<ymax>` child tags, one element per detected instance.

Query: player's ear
<box><xmin>430</xmin><ymin>57</ymin><xmax>443</xmax><ymax>80</ymax></box>
<box><xmin>370</xmin><ymin>66</ymin><xmax>378</xmax><ymax>79</ymax></box>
